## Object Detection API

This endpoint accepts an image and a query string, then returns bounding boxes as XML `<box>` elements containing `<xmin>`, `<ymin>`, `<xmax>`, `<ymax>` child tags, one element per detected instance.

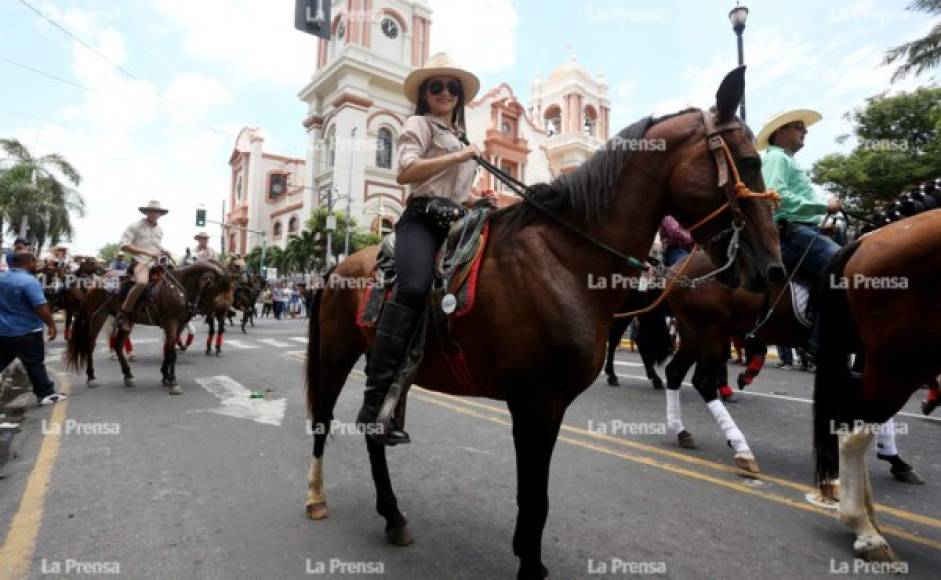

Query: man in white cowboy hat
<box><xmin>109</xmin><ymin>251</ymin><xmax>130</xmax><ymax>272</ymax></box>
<box><xmin>758</xmin><ymin>109</ymin><xmax>841</xmax><ymax>354</ymax></box>
<box><xmin>115</xmin><ymin>200</ymin><xmax>171</xmax><ymax>332</ymax></box>
<box><xmin>192</xmin><ymin>232</ymin><xmax>218</xmax><ymax>262</ymax></box>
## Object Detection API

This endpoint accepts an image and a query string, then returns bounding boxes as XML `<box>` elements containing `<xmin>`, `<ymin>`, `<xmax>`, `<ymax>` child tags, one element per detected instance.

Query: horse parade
<box><xmin>1</xmin><ymin>1</ymin><xmax>940</xmax><ymax>578</ymax></box>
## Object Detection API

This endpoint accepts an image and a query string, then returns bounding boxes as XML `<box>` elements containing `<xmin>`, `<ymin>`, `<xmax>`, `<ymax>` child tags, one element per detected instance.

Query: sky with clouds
<box><xmin>0</xmin><ymin>0</ymin><xmax>937</xmax><ymax>254</ymax></box>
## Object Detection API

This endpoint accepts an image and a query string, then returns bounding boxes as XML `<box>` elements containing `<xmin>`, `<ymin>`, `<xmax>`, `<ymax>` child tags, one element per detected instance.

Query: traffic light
<box><xmin>195</xmin><ymin>209</ymin><xmax>206</xmax><ymax>227</ymax></box>
<box><xmin>294</xmin><ymin>0</ymin><xmax>331</xmax><ymax>39</ymax></box>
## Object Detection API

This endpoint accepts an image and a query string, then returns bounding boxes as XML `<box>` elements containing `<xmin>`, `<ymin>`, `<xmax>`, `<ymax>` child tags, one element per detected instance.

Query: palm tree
<box><xmin>885</xmin><ymin>0</ymin><xmax>941</xmax><ymax>81</ymax></box>
<box><xmin>285</xmin><ymin>229</ymin><xmax>319</xmax><ymax>274</ymax></box>
<box><xmin>0</xmin><ymin>138</ymin><xmax>84</xmax><ymax>248</ymax></box>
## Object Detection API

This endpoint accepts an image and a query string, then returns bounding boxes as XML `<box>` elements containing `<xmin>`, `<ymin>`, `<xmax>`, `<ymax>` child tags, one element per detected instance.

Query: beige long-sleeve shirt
<box><xmin>119</xmin><ymin>219</ymin><xmax>165</xmax><ymax>266</ymax></box>
<box><xmin>397</xmin><ymin>115</ymin><xmax>477</xmax><ymax>204</ymax></box>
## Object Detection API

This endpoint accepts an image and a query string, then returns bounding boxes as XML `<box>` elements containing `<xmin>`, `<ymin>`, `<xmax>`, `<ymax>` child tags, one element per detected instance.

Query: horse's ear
<box><xmin>715</xmin><ymin>66</ymin><xmax>746</xmax><ymax>123</ymax></box>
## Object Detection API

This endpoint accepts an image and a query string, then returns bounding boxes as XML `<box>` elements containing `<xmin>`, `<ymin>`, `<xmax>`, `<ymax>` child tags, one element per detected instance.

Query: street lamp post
<box><xmin>344</xmin><ymin>127</ymin><xmax>356</xmax><ymax>260</ymax></box>
<box><xmin>729</xmin><ymin>3</ymin><xmax>749</xmax><ymax>122</ymax></box>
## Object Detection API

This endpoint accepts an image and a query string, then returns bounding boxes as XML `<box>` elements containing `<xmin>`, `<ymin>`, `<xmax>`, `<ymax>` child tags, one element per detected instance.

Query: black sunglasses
<box><xmin>427</xmin><ymin>79</ymin><xmax>462</xmax><ymax>97</ymax></box>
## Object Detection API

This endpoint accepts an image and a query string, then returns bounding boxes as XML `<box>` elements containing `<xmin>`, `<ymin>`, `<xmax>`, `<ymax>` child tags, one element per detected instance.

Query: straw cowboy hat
<box><xmin>193</xmin><ymin>232</ymin><xmax>210</xmax><ymax>240</ymax></box>
<box><xmin>138</xmin><ymin>200</ymin><xmax>169</xmax><ymax>215</ymax></box>
<box><xmin>755</xmin><ymin>109</ymin><xmax>822</xmax><ymax>151</ymax></box>
<box><xmin>403</xmin><ymin>52</ymin><xmax>480</xmax><ymax>104</ymax></box>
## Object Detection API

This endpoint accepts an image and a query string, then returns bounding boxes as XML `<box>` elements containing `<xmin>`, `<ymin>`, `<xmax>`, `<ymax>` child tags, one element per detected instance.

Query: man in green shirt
<box><xmin>757</xmin><ymin>109</ymin><xmax>841</xmax><ymax>353</ymax></box>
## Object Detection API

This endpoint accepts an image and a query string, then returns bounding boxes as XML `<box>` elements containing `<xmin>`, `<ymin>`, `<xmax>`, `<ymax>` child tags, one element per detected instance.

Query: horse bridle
<box><xmin>627</xmin><ymin>111</ymin><xmax>781</xmax><ymax>298</ymax></box>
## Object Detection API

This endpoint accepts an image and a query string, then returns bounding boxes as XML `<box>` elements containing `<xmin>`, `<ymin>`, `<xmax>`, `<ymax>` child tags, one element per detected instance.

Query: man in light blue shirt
<box><xmin>0</xmin><ymin>252</ymin><xmax>66</xmax><ymax>405</ymax></box>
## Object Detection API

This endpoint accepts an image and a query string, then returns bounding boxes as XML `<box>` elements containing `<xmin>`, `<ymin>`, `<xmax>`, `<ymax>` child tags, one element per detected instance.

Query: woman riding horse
<box><xmin>356</xmin><ymin>53</ymin><xmax>498</xmax><ymax>446</ymax></box>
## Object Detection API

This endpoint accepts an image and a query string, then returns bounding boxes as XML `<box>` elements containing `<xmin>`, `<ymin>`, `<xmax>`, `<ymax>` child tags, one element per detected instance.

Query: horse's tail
<box><xmin>634</xmin><ymin>288</ymin><xmax>672</xmax><ymax>366</ymax></box>
<box><xmin>305</xmin><ymin>279</ymin><xmax>326</xmax><ymax>421</ymax></box>
<box><xmin>65</xmin><ymin>290</ymin><xmax>112</xmax><ymax>373</ymax></box>
<box><xmin>813</xmin><ymin>239</ymin><xmax>863</xmax><ymax>486</ymax></box>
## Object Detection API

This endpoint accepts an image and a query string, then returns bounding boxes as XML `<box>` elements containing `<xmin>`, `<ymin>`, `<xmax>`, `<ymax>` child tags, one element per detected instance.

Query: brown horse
<box><xmin>203</xmin><ymin>283</ymin><xmax>235</xmax><ymax>356</ymax></box>
<box><xmin>813</xmin><ymin>209</ymin><xmax>941</xmax><ymax>562</ymax></box>
<box><xmin>66</xmin><ymin>261</ymin><xmax>231</xmax><ymax>393</ymax></box>
<box><xmin>61</xmin><ymin>258</ymin><xmax>105</xmax><ymax>340</ymax></box>
<box><xmin>304</xmin><ymin>68</ymin><xmax>784</xmax><ymax>579</ymax></box>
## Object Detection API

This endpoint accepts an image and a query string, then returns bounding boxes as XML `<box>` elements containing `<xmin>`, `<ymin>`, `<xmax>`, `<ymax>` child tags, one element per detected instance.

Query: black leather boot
<box><xmin>357</xmin><ymin>301</ymin><xmax>420</xmax><ymax>446</ymax></box>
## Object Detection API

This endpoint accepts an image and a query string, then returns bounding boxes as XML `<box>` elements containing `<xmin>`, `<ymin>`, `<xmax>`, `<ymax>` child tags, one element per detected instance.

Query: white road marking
<box><xmin>614</xmin><ymin>372</ymin><xmax>941</xmax><ymax>423</ymax></box>
<box><xmin>194</xmin><ymin>375</ymin><xmax>286</xmax><ymax>427</ymax></box>
<box><xmin>613</xmin><ymin>361</ymin><xmax>643</xmax><ymax>367</ymax></box>
<box><xmin>223</xmin><ymin>339</ymin><xmax>259</xmax><ymax>349</ymax></box>
<box><xmin>257</xmin><ymin>338</ymin><xmax>292</xmax><ymax>348</ymax></box>
<box><xmin>290</xmin><ymin>337</ymin><xmax>309</xmax><ymax>344</ymax></box>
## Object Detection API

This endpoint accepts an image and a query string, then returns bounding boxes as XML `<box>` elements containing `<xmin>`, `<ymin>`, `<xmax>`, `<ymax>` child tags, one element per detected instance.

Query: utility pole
<box><xmin>221</xmin><ymin>199</ymin><xmax>226</xmax><ymax>258</ymax></box>
<box><xmin>325</xmin><ymin>188</ymin><xmax>333</xmax><ymax>269</ymax></box>
<box><xmin>344</xmin><ymin>127</ymin><xmax>356</xmax><ymax>260</ymax></box>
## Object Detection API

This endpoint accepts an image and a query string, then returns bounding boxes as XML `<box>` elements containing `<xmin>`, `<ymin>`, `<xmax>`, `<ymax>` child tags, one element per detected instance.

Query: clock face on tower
<box><xmin>381</xmin><ymin>17</ymin><xmax>399</xmax><ymax>39</ymax></box>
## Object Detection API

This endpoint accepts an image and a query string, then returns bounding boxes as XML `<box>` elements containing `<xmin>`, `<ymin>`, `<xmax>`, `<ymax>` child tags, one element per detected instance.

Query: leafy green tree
<box><xmin>0</xmin><ymin>138</ymin><xmax>85</xmax><ymax>248</ymax></box>
<box><xmin>884</xmin><ymin>0</ymin><xmax>941</xmax><ymax>81</ymax></box>
<box><xmin>99</xmin><ymin>242</ymin><xmax>121</xmax><ymax>262</ymax></box>
<box><xmin>811</xmin><ymin>87</ymin><xmax>941</xmax><ymax>212</ymax></box>
<box><xmin>306</xmin><ymin>207</ymin><xmax>381</xmax><ymax>266</ymax></box>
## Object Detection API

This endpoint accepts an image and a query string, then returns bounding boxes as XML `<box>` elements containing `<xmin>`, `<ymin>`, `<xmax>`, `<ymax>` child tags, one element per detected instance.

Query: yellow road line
<box><xmin>411</xmin><ymin>390</ymin><xmax>941</xmax><ymax>551</ymax></box>
<box><xmin>413</xmin><ymin>387</ymin><xmax>941</xmax><ymax>532</ymax></box>
<box><xmin>0</xmin><ymin>373</ymin><xmax>72</xmax><ymax>578</ymax></box>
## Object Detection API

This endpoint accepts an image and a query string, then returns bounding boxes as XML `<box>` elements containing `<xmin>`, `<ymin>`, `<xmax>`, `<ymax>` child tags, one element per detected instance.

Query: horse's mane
<box><xmin>177</xmin><ymin>261</ymin><xmax>226</xmax><ymax>282</ymax></box>
<box><xmin>496</xmin><ymin>108</ymin><xmax>701</xmax><ymax>234</ymax></box>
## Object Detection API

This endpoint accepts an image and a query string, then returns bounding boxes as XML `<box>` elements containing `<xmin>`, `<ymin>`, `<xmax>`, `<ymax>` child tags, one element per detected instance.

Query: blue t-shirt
<box><xmin>0</xmin><ymin>268</ymin><xmax>47</xmax><ymax>337</ymax></box>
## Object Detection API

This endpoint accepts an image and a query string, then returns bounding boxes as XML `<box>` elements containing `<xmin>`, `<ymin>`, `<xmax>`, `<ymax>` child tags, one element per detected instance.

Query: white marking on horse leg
<box><xmin>838</xmin><ymin>426</ymin><xmax>892</xmax><ymax>559</ymax></box>
<box><xmin>306</xmin><ymin>456</ymin><xmax>328</xmax><ymax>519</ymax></box>
<box><xmin>706</xmin><ymin>399</ymin><xmax>750</xmax><ymax>454</ymax></box>
<box><xmin>874</xmin><ymin>417</ymin><xmax>897</xmax><ymax>457</ymax></box>
<box><xmin>666</xmin><ymin>389</ymin><xmax>684</xmax><ymax>435</ymax></box>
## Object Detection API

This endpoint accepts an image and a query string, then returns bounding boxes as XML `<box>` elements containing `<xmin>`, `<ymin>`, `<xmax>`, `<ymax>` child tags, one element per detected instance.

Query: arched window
<box><xmin>376</xmin><ymin>127</ymin><xmax>393</xmax><ymax>169</ymax></box>
<box><xmin>273</xmin><ymin>221</ymin><xmax>283</xmax><ymax>238</ymax></box>
<box><xmin>229</xmin><ymin>233</ymin><xmax>237</xmax><ymax>253</ymax></box>
<box><xmin>543</xmin><ymin>105</ymin><xmax>561</xmax><ymax>136</ymax></box>
<box><xmin>584</xmin><ymin>105</ymin><xmax>598</xmax><ymax>137</ymax></box>
<box><xmin>288</xmin><ymin>216</ymin><xmax>299</xmax><ymax>233</ymax></box>
<box><xmin>324</xmin><ymin>126</ymin><xmax>336</xmax><ymax>169</ymax></box>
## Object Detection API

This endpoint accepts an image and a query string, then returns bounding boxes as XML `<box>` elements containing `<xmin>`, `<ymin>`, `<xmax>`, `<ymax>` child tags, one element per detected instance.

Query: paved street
<box><xmin>1</xmin><ymin>316</ymin><xmax>939</xmax><ymax>579</ymax></box>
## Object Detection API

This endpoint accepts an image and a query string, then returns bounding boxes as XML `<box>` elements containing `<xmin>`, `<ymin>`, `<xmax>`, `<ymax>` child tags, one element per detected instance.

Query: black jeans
<box><xmin>0</xmin><ymin>331</ymin><xmax>56</xmax><ymax>398</ymax></box>
<box><xmin>392</xmin><ymin>199</ymin><xmax>447</xmax><ymax>310</ymax></box>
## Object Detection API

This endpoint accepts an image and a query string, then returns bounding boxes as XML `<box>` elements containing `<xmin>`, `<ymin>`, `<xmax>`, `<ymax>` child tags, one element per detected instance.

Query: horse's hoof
<box><xmin>86</xmin><ymin>379</ymin><xmax>99</xmax><ymax>388</ymax></box>
<box><xmin>854</xmin><ymin>535</ymin><xmax>896</xmax><ymax>562</ymax></box>
<box><xmin>517</xmin><ymin>562</ymin><xmax>549</xmax><ymax>580</ymax></box>
<box><xmin>204</xmin><ymin>350</ymin><xmax>211</xmax><ymax>356</ymax></box>
<box><xmin>737</xmin><ymin>375</ymin><xmax>749</xmax><ymax>390</ymax></box>
<box><xmin>677</xmin><ymin>430</ymin><xmax>697</xmax><ymax>449</ymax></box>
<box><xmin>892</xmin><ymin>468</ymin><xmax>925</xmax><ymax>485</ymax></box>
<box><xmin>306</xmin><ymin>501</ymin><xmax>329</xmax><ymax>520</ymax></box>
<box><xmin>215</xmin><ymin>350</ymin><xmax>222</xmax><ymax>358</ymax></box>
<box><xmin>606</xmin><ymin>375</ymin><xmax>620</xmax><ymax>386</ymax></box>
<box><xmin>124</xmin><ymin>377</ymin><xmax>135</xmax><ymax>388</ymax></box>
<box><xmin>652</xmin><ymin>378</ymin><xmax>664</xmax><ymax>390</ymax></box>
<box><xmin>168</xmin><ymin>384</ymin><xmax>183</xmax><ymax>395</ymax></box>
<box><xmin>734</xmin><ymin>452</ymin><xmax>760</xmax><ymax>474</ymax></box>
<box><xmin>385</xmin><ymin>524</ymin><xmax>414</xmax><ymax>547</ymax></box>
<box><xmin>161</xmin><ymin>378</ymin><xmax>170</xmax><ymax>387</ymax></box>
<box><xmin>922</xmin><ymin>398</ymin><xmax>938</xmax><ymax>416</ymax></box>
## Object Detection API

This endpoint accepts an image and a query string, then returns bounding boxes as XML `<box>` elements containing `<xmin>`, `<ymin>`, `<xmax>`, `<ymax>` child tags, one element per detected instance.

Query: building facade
<box><xmin>227</xmin><ymin>0</ymin><xmax>610</xmax><ymax>254</ymax></box>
